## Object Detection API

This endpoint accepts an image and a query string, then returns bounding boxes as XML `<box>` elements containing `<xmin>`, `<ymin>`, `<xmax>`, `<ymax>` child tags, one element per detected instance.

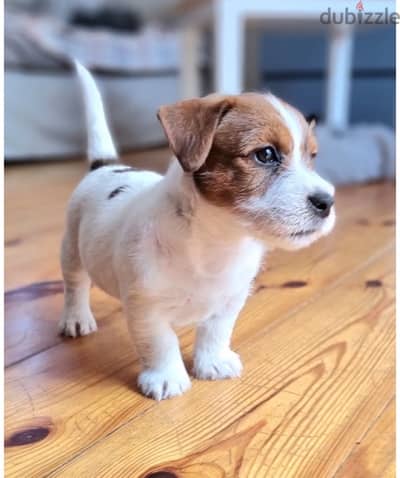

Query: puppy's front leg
<box><xmin>124</xmin><ymin>300</ymin><xmax>191</xmax><ymax>400</ymax></box>
<box><xmin>193</xmin><ymin>291</ymin><xmax>249</xmax><ymax>380</ymax></box>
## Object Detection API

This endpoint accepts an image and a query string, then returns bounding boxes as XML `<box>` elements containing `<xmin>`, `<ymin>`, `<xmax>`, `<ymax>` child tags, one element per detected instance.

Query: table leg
<box><xmin>180</xmin><ymin>25</ymin><xmax>202</xmax><ymax>99</ymax></box>
<box><xmin>214</xmin><ymin>0</ymin><xmax>244</xmax><ymax>94</ymax></box>
<box><xmin>326</xmin><ymin>24</ymin><xmax>354</xmax><ymax>133</ymax></box>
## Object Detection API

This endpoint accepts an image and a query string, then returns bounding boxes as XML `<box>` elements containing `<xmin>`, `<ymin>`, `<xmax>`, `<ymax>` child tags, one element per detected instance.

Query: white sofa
<box><xmin>5</xmin><ymin>70</ymin><xmax>178</xmax><ymax>159</ymax></box>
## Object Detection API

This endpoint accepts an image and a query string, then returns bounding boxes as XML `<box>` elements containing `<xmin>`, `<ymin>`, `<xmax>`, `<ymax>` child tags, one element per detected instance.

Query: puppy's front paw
<box><xmin>58</xmin><ymin>309</ymin><xmax>98</xmax><ymax>337</ymax></box>
<box><xmin>138</xmin><ymin>366</ymin><xmax>191</xmax><ymax>401</ymax></box>
<box><xmin>193</xmin><ymin>349</ymin><xmax>243</xmax><ymax>380</ymax></box>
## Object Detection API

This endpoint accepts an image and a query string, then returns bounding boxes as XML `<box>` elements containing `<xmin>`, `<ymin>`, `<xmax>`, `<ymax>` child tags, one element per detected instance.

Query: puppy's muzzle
<box><xmin>308</xmin><ymin>191</ymin><xmax>335</xmax><ymax>218</ymax></box>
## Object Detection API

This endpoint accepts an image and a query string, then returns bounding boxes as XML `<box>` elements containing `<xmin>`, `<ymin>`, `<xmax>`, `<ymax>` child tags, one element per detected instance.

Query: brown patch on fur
<box><xmin>159</xmin><ymin>93</ymin><xmax>313</xmax><ymax>208</ymax></box>
<box><xmin>158</xmin><ymin>95</ymin><xmax>232</xmax><ymax>173</ymax></box>
<box><xmin>194</xmin><ymin>148</ymin><xmax>271</xmax><ymax>206</ymax></box>
<box><xmin>193</xmin><ymin>94</ymin><xmax>294</xmax><ymax>206</ymax></box>
<box><xmin>214</xmin><ymin>94</ymin><xmax>294</xmax><ymax>157</ymax></box>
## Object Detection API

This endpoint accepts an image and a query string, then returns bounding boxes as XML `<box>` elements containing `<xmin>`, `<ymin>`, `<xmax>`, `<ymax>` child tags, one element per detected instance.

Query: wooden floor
<box><xmin>5</xmin><ymin>152</ymin><xmax>395</xmax><ymax>478</ymax></box>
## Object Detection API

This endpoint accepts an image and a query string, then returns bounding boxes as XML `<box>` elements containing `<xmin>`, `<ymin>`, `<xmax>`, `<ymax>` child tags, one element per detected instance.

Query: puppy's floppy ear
<box><xmin>157</xmin><ymin>97</ymin><xmax>231</xmax><ymax>173</ymax></box>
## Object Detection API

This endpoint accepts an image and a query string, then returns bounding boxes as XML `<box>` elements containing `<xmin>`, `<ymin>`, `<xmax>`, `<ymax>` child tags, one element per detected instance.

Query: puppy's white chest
<box><xmin>153</xmin><ymin>241</ymin><xmax>265</xmax><ymax>326</ymax></box>
<box><xmin>159</xmin><ymin>281</ymin><xmax>238</xmax><ymax>326</ymax></box>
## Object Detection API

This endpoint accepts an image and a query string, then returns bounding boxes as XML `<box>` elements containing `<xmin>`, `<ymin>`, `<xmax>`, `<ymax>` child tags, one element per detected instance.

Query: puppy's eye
<box><xmin>311</xmin><ymin>152</ymin><xmax>317</xmax><ymax>159</ymax></box>
<box><xmin>254</xmin><ymin>146</ymin><xmax>280</xmax><ymax>165</ymax></box>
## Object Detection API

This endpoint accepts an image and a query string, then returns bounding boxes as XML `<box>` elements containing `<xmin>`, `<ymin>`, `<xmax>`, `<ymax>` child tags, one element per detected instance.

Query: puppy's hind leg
<box><xmin>59</xmin><ymin>233</ymin><xmax>97</xmax><ymax>337</ymax></box>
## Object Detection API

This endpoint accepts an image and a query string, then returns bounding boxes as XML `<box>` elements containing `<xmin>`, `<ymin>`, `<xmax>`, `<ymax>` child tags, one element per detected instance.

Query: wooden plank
<box><xmin>5</xmin><ymin>244</ymin><xmax>394</xmax><ymax>477</ymax></box>
<box><xmin>335</xmin><ymin>398</ymin><xmax>395</xmax><ymax>478</ymax></box>
<box><xmin>5</xmin><ymin>178</ymin><xmax>395</xmax><ymax>366</ymax></box>
<box><xmin>4</xmin><ymin>288</ymin><xmax>121</xmax><ymax>367</ymax></box>
<box><xmin>46</xmin><ymin>247</ymin><xmax>394</xmax><ymax>478</ymax></box>
<box><xmin>5</xmin><ymin>161</ymin><xmax>85</xmax><ymax>289</ymax></box>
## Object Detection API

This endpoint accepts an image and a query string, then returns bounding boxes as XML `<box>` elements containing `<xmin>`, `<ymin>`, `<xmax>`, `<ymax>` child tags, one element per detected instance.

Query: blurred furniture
<box><xmin>5</xmin><ymin>6</ymin><xmax>181</xmax><ymax>159</ymax></box>
<box><xmin>5</xmin><ymin>71</ymin><xmax>178</xmax><ymax>159</ymax></box>
<box><xmin>5</xmin><ymin>0</ymin><xmax>395</xmax><ymax>182</ymax></box>
<box><xmin>178</xmin><ymin>0</ymin><xmax>394</xmax><ymax>133</ymax></box>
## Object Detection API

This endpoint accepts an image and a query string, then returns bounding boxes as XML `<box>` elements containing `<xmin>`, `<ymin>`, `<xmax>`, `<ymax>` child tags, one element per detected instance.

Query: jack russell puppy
<box><xmin>59</xmin><ymin>62</ymin><xmax>335</xmax><ymax>400</ymax></box>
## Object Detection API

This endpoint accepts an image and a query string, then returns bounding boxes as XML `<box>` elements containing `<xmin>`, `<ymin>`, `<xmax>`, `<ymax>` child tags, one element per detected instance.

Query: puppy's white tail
<box><xmin>74</xmin><ymin>61</ymin><xmax>118</xmax><ymax>167</ymax></box>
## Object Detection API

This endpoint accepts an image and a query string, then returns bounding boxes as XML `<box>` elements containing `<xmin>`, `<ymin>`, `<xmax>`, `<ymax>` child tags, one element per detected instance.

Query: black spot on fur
<box><xmin>282</xmin><ymin>280</ymin><xmax>307</xmax><ymax>288</ymax></box>
<box><xmin>113</xmin><ymin>167</ymin><xmax>136</xmax><ymax>173</ymax></box>
<box><xmin>365</xmin><ymin>279</ymin><xmax>382</xmax><ymax>288</ymax></box>
<box><xmin>90</xmin><ymin>159</ymin><xmax>118</xmax><ymax>171</ymax></box>
<box><xmin>108</xmin><ymin>185</ymin><xmax>129</xmax><ymax>199</ymax></box>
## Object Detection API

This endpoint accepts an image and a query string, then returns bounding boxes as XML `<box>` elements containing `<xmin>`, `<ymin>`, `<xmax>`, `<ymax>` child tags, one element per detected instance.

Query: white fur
<box><xmin>60</xmin><ymin>65</ymin><xmax>335</xmax><ymax>400</ymax></box>
<box><xmin>75</xmin><ymin>61</ymin><xmax>117</xmax><ymax>161</ymax></box>
<box><xmin>267</xmin><ymin>93</ymin><xmax>303</xmax><ymax>165</ymax></box>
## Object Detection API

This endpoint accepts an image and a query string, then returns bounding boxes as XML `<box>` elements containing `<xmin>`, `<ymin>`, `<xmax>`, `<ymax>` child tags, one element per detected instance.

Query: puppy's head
<box><xmin>158</xmin><ymin>93</ymin><xmax>335</xmax><ymax>250</ymax></box>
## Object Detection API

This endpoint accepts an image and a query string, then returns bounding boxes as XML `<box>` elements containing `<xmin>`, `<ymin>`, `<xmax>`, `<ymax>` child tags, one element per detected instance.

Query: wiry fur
<box><xmin>59</xmin><ymin>63</ymin><xmax>335</xmax><ymax>400</ymax></box>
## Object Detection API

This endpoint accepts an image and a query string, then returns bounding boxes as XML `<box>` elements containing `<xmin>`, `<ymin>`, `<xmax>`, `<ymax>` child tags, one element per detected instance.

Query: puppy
<box><xmin>59</xmin><ymin>62</ymin><xmax>335</xmax><ymax>400</ymax></box>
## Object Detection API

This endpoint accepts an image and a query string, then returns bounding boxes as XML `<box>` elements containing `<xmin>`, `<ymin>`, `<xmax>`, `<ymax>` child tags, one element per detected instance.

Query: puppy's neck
<box><xmin>153</xmin><ymin>159</ymin><xmax>265</xmax><ymax>277</ymax></box>
<box><xmin>162</xmin><ymin>159</ymin><xmax>252</xmax><ymax>245</ymax></box>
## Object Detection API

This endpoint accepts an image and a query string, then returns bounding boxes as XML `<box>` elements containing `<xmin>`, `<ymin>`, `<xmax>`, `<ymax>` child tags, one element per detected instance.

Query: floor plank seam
<box><xmin>330</xmin><ymin>394</ymin><xmax>395</xmax><ymax>478</ymax></box>
<box><xmin>5</xmin><ymin>343</ymin><xmax>63</xmax><ymax>369</ymax></box>
<box><xmin>5</xmin><ymin>306</ymin><xmax>122</xmax><ymax>369</ymax></box>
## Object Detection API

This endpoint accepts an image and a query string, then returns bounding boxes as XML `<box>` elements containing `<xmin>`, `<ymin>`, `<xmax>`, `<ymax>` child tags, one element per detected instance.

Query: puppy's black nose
<box><xmin>308</xmin><ymin>192</ymin><xmax>334</xmax><ymax>218</ymax></box>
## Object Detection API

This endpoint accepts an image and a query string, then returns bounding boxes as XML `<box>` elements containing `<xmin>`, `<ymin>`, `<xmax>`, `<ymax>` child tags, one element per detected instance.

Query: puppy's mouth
<box><xmin>290</xmin><ymin>228</ymin><xmax>317</xmax><ymax>237</ymax></box>
<box><xmin>270</xmin><ymin>228</ymin><xmax>318</xmax><ymax>240</ymax></box>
